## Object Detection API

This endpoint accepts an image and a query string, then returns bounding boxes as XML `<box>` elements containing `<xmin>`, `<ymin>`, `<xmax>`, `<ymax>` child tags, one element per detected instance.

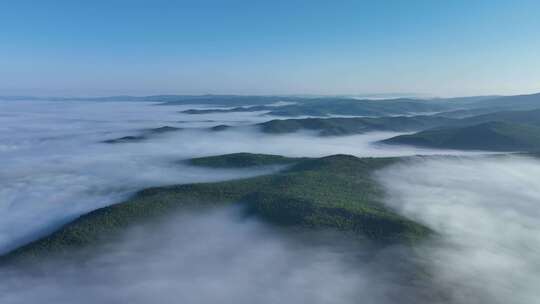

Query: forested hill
<box><xmin>1</xmin><ymin>153</ymin><xmax>431</xmax><ymax>264</ymax></box>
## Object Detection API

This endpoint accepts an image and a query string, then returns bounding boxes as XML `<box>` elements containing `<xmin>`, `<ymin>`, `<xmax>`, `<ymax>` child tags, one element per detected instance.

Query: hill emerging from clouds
<box><xmin>2</xmin><ymin>153</ymin><xmax>431</xmax><ymax>263</ymax></box>
<box><xmin>382</xmin><ymin>122</ymin><xmax>540</xmax><ymax>152</ymax></box>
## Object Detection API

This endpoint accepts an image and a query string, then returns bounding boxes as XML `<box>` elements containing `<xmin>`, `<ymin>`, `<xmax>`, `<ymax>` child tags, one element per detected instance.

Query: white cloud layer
<box><xmin>0</xmin><ymin>207</ymin><xmax>420</xmax><ymax>304</ymax></box>
<box><xmin>0</xmin><ymin>100</ymin><xmax>537</xmax><ymax>303</ymax></box>
<box><xmin>376</xmin><ymin>156</ymin><xmax>540</xmax><ymax>304</ymax></box>
<box><xmin>0</xmin><ymin>100</ymin><xmax>481</xmax><ymax>253</ymax></box>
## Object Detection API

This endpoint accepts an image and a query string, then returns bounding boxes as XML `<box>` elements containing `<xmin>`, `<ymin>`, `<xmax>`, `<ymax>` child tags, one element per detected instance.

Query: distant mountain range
<box><xmin>256</xmin><ymin>115</ymin><xmax>453</xmax><ymax>136</ymax></box>
<box><xmin>382</xmin><ymin>121</ymin><xmax>540</xmax><ymax>151</ymax></box>
<box><xmin>100</xmin><ymin>107</ymin><xmax>540</xmax><ymax>152</ymax></box>
<box><xmin>12</xmin><ymin>92</ymin><xmax>540</xmax><ymax>152</ymax></box>
<box><xmin>180</xmin><ymin>97</ymin><xmax>451</xmax><ymax>116</ymax></box>
<box><xmin>256</xmin><ymin>107</ymin><xmax>540</xmax><ymax>151</ymax></box>
<box><xmin>175</xmin><ymin>92</ymin><xmax>540</xmax><ymax>117</ymax></box>
<box><xmin>0</xmin><ymin>94</ymin><xmax>299</xmax><ymax>106</ymax></box>
<box><xmin>3</xmin><ymin>92</ymin><xmax>540</xmax><ymax>117</ymax></box>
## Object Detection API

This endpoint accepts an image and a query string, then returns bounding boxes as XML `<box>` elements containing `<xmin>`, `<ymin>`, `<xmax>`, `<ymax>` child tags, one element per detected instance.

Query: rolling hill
<box><xmin>382</xmin><ymin>121</ymin><xmax>540</xmax><ymax>151</ymax></box>
<box><xmin>181</xmin><ymin>98</ymin><xmax>450</xmax><ymax>117</ymax></box>
<box><xmin>101</xmin><ymin>108</ymin><xmax>540</xmax><ymax>151</ymax></box>
<box><xmin>102</xmin><ymin>125</ymin><xmax>182</xmax><ymax>144</ymax></box>
<box><xmin>177</xmin><ymin>93</ymin><xmax>540</xmax><ymax>117</ymax></box>
<box><xmin>464</xmin><ymin>92</ymin><xmax>540</xmax><ymax>111</ymax></box>
<box><xmin>1</xmin><ymin>154</ymin><xmax>431</xmax><ymax>263</ymax></box>
<box><xmin>256</xmin><ymin>116</ymin><xmax>454</xmax><ymax>135</ymax></box>
<box><xmin>457</xmin><ymin>108</ymin><xmax>540</xmax><ymax>126</ymax></box>
<box><xmin>187</xmin><ymin>152</ymin><xmax>305</xmax><ymax>168</ymax></box>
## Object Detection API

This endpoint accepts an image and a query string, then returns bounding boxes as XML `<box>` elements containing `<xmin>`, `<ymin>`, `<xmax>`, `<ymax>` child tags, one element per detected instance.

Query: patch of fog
<box><xmin>376</xmin><ymin>155</ymin><xmax>540</xmax><ymax>304</ymax></box>
<box><xmin>183</xmin><ymin>110</ymin><xmax>271</xmax><ymax>127</ymax></box>
<box><xmin>144</xmin><ymin>127</ymin><xmax>489</xmax><ymax>158</ymax></box>
<box><xmin>0</xmin><ymin>153</ymin><xmax>283</xmax><ymax>254</ymax></box>
<box><xmin>265</xmin><ymin>100</ymin><xmax>298</xmax><ymax>107</ymax></box>
<box><xmin>0</xmin><ymin>207</ymin><xmax>425</xmax><ymax>304</ymax></box>
<box><xmin>0</xmin><ymin>100</ymin><xmax>481</xmax><ymax>254</ymax></box>
<box><xmin>349</xmin><ymin>94</ymin><xmax>429</xmax><ymax>100</ymax></box>
<box><xmin>0</xmin><ymin>100</ymin><xmax>279</xmax><ymax>253</ymax></box>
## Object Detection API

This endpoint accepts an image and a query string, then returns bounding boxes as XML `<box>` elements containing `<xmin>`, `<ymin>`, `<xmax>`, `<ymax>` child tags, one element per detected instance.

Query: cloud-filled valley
<box><xmin>1</xmin><ymin>99</ymin><xmax>539</xmax><ymax>304</ymax></box>
<box><xmin>0</xmin><ymin>100</ymin><xmax>485</xmax><ymax>253</ymax></box>
<box><xmin>4</xmin><ymin>0</ymin><xmax>540</xmax><ymax>302</ymax></box>
<box><xmin>377</xmin><ymin>156</ymin><xmax>540</xmax><ymax>304</ymax></box>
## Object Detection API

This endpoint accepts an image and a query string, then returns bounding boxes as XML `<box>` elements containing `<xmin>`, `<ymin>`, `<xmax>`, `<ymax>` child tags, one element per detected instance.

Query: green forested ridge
<box><xmin>102</xmin><ymin>108</ymin><xmax>540</xmax><ymax>147</ymax></box>
<box><xmin>182</xmin><ymin>98</ymin><xmax>449</xmax><ymax>117</ymax></box>
<box><xmin>256</xmin><ymin>116</ymin><xmax>453</xmax><ymax>135</ymax></box>
<box><xmin>462</xmin><ymin>92</ymin><xmax>540</xmax><ymax>111</ymax></box>
<box><xmin>457</xmin><ymin>108</ymin><xmax>540</xmax><ymax>126</ymax></box>
<box><xmin>253</xmin><ymin>109</ymin><xmax>540</xmax><ymax>151</ymax></box>
<box><xmin>5</xmin><ymin>92</ymin><xmax>539</xmax><ymax>112</ymax></box>
<box><xmin>176</xmin><ymin>92</ymin><xmax>540</xmax><ymax>117</ymax></box>
<box><xmin>102</xmin><ymin>125</ymin><xmax>182</xmax><ymax>144</ymax></box>
<box><xmin>382</xmin><ymin>121</ymin><xmax>540</xmax><ymax>151</ymax></box>
<box><xmin>181</xmin><ymin>105</ymin><xmax>270</xmax><ymax>114</ymax></box>
<box><xmin>188</xmin><ymin>153</ymin><xmax>305</xmax><ymax>168</ymax></box>
<box><xmin>262</xmin><ymin>92</ymin><xmax>540</xmax><ymax>117</ymax></box>
<box><xmin>201</xmin><ymin>108</ymin><xmax>540</xmax><ymax>138</ymax></box>
<box><xmin>1</xmin><ymin>153</ymin><xmax>431</xmax><ymax>263</ymax></box>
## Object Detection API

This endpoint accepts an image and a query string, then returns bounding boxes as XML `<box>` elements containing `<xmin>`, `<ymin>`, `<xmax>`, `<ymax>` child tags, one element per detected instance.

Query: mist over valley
<box><xmin>1</xmin><ymin>94</ymin><xmax>540</xmax><ymax>303</ymax></box>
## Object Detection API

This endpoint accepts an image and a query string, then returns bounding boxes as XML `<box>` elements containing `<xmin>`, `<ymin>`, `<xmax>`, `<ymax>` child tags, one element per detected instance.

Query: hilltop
<box><xmin>2</xmin><ymin>153</ymin><xmax>431</xmax><ymax>263</ymax></box>
<box><xmin>256</xmin><ymin>116</ymin><xmax>452</xmax><ymax>135</ymax></box>
<box><xmin>382</xmin><ymin>121</ymin><xmax>540</xmax><ymax>151</ymax></box>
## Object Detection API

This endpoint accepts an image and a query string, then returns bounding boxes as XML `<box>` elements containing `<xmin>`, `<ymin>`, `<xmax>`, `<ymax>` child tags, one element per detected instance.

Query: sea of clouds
<box><xmin>2</xmin><ymin>99</ymin><xmax>535</xmax><ymax>303</ymax></box>
<box><xmin>0</xmin><ymin>99</ymin><xmax>481</xmax><ymax>253</ymax></box>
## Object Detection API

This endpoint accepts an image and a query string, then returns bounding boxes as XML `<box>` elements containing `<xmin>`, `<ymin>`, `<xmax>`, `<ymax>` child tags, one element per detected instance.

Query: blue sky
<box><xmin>1</xmin><ymin>0</ymin><xmax>539</xmax><ymax>97</ymax></box>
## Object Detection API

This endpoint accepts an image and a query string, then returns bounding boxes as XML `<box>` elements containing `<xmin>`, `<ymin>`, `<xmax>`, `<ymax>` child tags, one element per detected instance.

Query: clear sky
<box><xmin>1</xmin><ymin>0</ymin><xmax>539</xmax><ymax>97</ymax></box>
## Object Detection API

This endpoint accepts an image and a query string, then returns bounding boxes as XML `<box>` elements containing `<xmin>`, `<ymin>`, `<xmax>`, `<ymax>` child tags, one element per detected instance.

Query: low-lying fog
<box><xmin>0</xmin><ymin>99</ymin><xmax>481</xmax><ymax>253</ymax></box>
<box><xmin>0</xmin><ymin>207</ymin><xmax>419</xmax><ymax>304</ymax></box>
<box><xmin>377</xmin><ymin>156</ymin><xmax>540</xmax><ymax>304</ymax></box>
<box><xmin>2</xmin><ymin>156</ymin><xmax>538</xmax><ymax>304</ymax></box>
<box><xmin>2</xmin><ymin>100</ymin><xmax>537</xmax><ymax>304</ymax></box>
